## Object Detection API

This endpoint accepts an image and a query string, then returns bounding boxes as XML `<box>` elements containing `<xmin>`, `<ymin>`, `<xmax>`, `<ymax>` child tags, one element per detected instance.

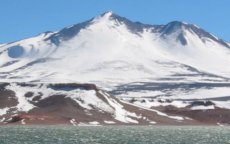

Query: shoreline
<box><xmin>1</xmin><ymin>122</ymin><xmax>229</xmax><ymax>127</ymax></box>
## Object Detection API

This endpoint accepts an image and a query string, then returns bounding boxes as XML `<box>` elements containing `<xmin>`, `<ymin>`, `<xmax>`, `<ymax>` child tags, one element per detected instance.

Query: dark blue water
<box><xmin>0</xmin><ymin>126</ymin><xmax>230</xmax><ymax>144</ymax></box>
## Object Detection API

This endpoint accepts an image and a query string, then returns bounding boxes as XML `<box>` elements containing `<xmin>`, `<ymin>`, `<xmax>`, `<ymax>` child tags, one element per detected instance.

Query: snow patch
<box><xmin>165</xmin><ymin>87</ymin><xmax>230</xmax><ymax>100</ymax></box>
<box><xmin>88</xmin><ymin>121</ymin><xmax>100</xmax><ymax>125</ymax></box>
<box><xmin>121</xmin><ymin>100</ymin><xmax>185</xmax><ymax>121</ymax></box>
<box><xmin>104</xmin><ymin>120</ymin><xmax>116</xmax><ymax>124</ymax></box>
<box><xmin>0</xmin><ymin>117</ymin><xmax>5</xmax><ymax>123</ymax></box>
<box><xmin>70</xmin><ymin>119</ymin><xmax>77</xmax><ymax>126</ymax></box>
<box><xmin>67</xmin><ymin>90</ymin><xmax>113</xmax><ymax>113</ymax></box>
<box><xmin>217</xmin><ymin>122</ymin><xmax>224</xmax><ymax>127</ymax></box>
<box><xmin>102</xmin><ymin>91</ymin><xmax>139</xmax><ymax>123</ymax></box>
<box><xmin>78</xmin><ymin>122</ymin><xmax>101</xmax><ymax>126</ymax></box>
<box><xmin>117</xmin><ymin>91</ymin><xmax>165</xmax><ymax>97</ymax></box>
<box><xmin>213</xmin><ymin>101</ymin><xmax>230</xmax><ymax>109</ymax></box>
<box><xmin>6</xmin><ymin>84</ymin><xmax>35</xmax><ymax>112</ymax></box>
<box><xmin>21</xmin><ymin>119</ymin><xmax>26</xmax><ymax>125</ymax></box>
<box><xmin>0</xmin><ymin>108</ymin><xmax>9</xmax><ymax>116</ymax></box>
<box><xmin>149</xmin><ymin>121</ymin><xmax>157</xmax><ymax>124</ymax></box>
<box><xmin>132</xmin><ymin>99</ymin><xmax>189</xmax><ymax>109</ymax></box>
<box><xmin>191</xmin><ymin>105</ymin><xmax>215</xmax><ymax>110</ymax></box>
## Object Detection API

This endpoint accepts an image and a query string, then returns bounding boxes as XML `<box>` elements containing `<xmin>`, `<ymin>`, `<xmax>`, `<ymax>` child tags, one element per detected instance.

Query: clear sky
<box><xmin>0</xmin><ymin>0</ymin><xmax>229</xmax><ymax>43</ymax></box>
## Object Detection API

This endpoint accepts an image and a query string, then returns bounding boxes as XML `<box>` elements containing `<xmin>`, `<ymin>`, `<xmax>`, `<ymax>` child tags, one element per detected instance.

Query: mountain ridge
<box><xmin>1</xmin><ymin>11</ymin><xmax>228</xmax><ymax>48</ymax></box>
<box><xmin>1</xmin><ymin>11</ymin><xmax>228</xmax><ymax>47</ymax></box>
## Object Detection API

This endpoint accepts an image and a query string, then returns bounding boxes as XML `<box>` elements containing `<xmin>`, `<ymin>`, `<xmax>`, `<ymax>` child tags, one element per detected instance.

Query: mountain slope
<box><xmin>1</xmin><ymin>12</ymin><xmax>230</xmax><ymax>84</ymax></box>
<box><xmin>1</xmin><ymin>12</ymin><xmax>230</xmax><ymax>125</ymax></box>
<box><xmin>1</xmin><ymin>83</ymin><xmax>200</xmax><ymax>125</ymax></box>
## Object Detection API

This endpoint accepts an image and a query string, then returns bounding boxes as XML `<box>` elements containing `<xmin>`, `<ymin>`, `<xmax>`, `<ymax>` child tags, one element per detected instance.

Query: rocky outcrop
<box><xmin>1</xmin><ymin>82</ymin><xmax>230</xmax><ymax>126</ymax></box>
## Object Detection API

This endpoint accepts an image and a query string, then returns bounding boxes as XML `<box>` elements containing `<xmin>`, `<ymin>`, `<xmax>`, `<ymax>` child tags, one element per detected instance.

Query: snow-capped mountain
<box><xmin>1</xmin><ymin>11</ymin><xmax>230</xmax><ymax>84</ymax></box>
<box><xmin>1</xmin><ymin>12</ymin><xmax>230</xmax><ymax>125</ymax></box>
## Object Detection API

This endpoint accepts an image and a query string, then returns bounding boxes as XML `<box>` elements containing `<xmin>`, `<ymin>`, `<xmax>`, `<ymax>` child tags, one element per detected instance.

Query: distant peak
<box><xmin>99</xmin><ymin>11</ymin><xmax>127</xmax><ymax>21</ymax></box>
<box><xmin>160</xmin><ymin>21</ymin><xmax>187</xmax><ymax>35</ymax></box>
<box><xmin>104</xmin><ymin>11</ymin><xmax>113</xmax><ymax>15</ymax></box>
<box><xmin>100</xmin><ymin>11</ymin><xmax>114</xmax><ymax>18</ymax></box>
<box><xmin>166</xmin><ymin>21</ymin><xmax>188</xmax><ymax>28</ymax></box>
<box><xmin>159</xmin><ymin>20</ymin><xmax>229</xmax><ymax>48</ymax></box>
<box><xmin>168</xmin><ymin>21</ymin><xmax>185</xmax><ymax>25</ymax></box>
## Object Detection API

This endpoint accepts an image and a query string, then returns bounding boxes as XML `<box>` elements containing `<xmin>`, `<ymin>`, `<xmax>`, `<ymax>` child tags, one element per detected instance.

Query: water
<box><xmin>0</xmin><ymin>126</ymin><xmax>230</xmax><ymax>144</ymax></box>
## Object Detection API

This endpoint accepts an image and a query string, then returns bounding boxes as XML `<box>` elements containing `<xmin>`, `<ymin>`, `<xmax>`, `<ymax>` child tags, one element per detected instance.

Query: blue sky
<box><xmin>0</xmin><ymin>0</ymin><xmax>229</xmax><ymax>43</ymax></box>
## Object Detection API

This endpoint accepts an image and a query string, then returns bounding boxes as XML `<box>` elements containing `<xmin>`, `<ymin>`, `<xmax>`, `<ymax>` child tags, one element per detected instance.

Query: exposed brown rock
<box><xmin>7</xmin><ymin>115</ymin><xmax>23</xmax><ymax>123</ymax></box>
<box><xmin>0</xmin><ymin>83</ymin><xmax>18</xmax><ymax>108</ymax></box>
<box><xmin>158</xmin><ymin>106</ymin><xmax>230</xmax><ymax>124</ymax></box>
<box><xmin>24</xmin><ymin>92</ymin><xmax>34</xmax><ymax>98</ymax></box>
<box><xmin>1</xmin><ymin>82</ymin><xmax>230</xmax><ymax>126</ymax></box>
